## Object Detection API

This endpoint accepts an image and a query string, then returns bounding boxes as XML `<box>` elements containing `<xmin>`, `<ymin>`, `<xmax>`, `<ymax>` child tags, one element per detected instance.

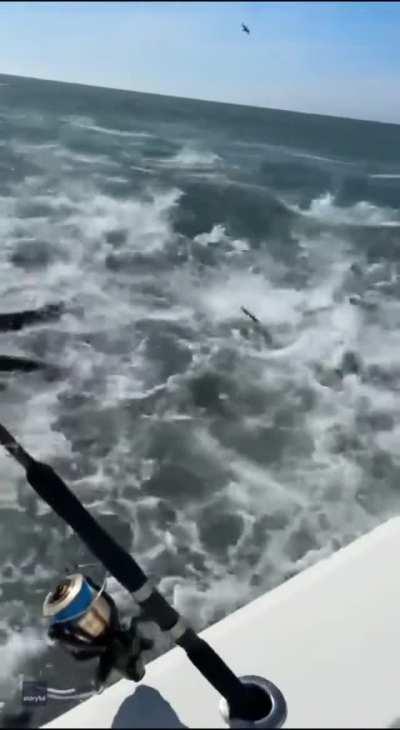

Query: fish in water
<box><xmin>349</xmin><ymin>295</ymin><xmax>378</xmax><ymax>311</ymax></box>
<box><xmin>0</xmin><ymin>303</ymin><xmax>64</xmax><ymax>372</ymax></box>
<box><xmin>316</xmin><ymin>350</ymin><xmax>363</xmax><ymax>388</ymax></box>
<box><xmin>0</xmin><ymin>302</ymin><xmax>64</xmax><ymax>332</ymax></box>
<box><xmin>335</xmin><ymin>350</ymin><xmax>363</xmax><ymax>379</ymax></box>
<box><xmin>0</xmin><ymin>355</ymin><xmax>48</xmax><ymax>372</ymax></box>
<box><xmin>240</xmin><ymin>306</ymin><xmax>274</xmax><ymax>347</ymax></box>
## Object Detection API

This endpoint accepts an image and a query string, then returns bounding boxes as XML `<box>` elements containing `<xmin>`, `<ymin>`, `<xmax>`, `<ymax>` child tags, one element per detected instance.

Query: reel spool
<box><xmin>43</xmin><ymin>574</ymin><xmax>117</xmax><ymax>660</ymax></box>
<box><xmin>43</xmin><ymin>574</ymin><xmax>153</xmax><ymax>689</ymax></box>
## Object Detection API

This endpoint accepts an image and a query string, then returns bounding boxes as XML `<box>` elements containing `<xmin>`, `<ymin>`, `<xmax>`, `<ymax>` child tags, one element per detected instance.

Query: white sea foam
<box><xmin>63</xmin><ymin>115</ymin><xmax>153</xmax><ymax>139</ymax></box>
<box><xmin>72</xmin><ymin>123</ymin><xmax>153</xmax><ymax>139</ymax></box>
<box><xmin>153</xmin><ymin>145</ymin><xmax>221</xmax><ymax>170</ymax></box>
<box><xmin>292</xmin><ymin>192</ymin><xmax>400</xmax><ymax>227</ymax></box>
<box><xmin>0</xmin><ymin>629</ymin><xmax>47</xmax><ymax>689</ymax></box>
<box><xmin>369</xmin><ymin>173</ymin><xmax>400</xmax><ymax>179</ymax></box>
<box><xmin>2</xmin><ymin>100</ymin><xmax>400</xmax><ymax>719</ymax></box>
<box><xmin>172</xmin><ymin>146</ymin><xmax>221</xmax><ymax>167</ymax></box>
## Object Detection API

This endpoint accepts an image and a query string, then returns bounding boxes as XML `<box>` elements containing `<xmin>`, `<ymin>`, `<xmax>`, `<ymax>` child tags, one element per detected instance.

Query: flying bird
<box><xmin>241</xmin><ymin>23</ymin><xmax>250</xmax><ymax>35</ymax></box>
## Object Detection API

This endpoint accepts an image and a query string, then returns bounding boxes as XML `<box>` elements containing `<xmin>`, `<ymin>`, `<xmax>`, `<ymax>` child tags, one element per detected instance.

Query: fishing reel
<box><xmin>43</xmin><ymin>574</ymin><xmax>153</xmax><ymax>691</ymax></box>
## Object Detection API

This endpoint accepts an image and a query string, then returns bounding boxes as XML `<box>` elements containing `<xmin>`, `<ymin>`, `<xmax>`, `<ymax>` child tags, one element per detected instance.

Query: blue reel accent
<box><xmin>51</xmin><ymin>578</ymin><xmax>96</xmax><ymax>625</ymax></box>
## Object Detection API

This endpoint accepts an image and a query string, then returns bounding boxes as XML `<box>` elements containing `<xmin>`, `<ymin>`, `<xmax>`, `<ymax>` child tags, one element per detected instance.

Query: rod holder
<box><xmin>219</xmin><ymin>675</ymin><xmax>287</xmax><ymax>729</ymax></box>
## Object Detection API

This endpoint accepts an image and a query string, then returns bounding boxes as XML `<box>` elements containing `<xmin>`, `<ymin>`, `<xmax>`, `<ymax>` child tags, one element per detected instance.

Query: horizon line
<box><xmin>1</xmin><ymin>70</ymin><xmax>399</xmax><ymax>129</ymax></box>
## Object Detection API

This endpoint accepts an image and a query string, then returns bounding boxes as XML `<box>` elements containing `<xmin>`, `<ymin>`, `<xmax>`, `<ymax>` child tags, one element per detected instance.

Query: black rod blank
<box><xmin>0</xmin><ymin>423</ymin><xmax>252</xmax><ymax>719</ymax></box>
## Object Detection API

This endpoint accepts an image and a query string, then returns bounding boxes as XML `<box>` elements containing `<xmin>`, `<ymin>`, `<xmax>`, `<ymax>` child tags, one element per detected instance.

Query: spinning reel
<box><xmin>43</xmin><ymin>573</ymin><xmax>153</xmax><ymax>691</ymax></box>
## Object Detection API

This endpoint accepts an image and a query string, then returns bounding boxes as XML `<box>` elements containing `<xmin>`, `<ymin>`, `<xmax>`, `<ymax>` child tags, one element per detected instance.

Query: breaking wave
<box><xmin>293</xmin><ymin>192</ymin><xmax>400</xmax><ymax>227</ymax></box>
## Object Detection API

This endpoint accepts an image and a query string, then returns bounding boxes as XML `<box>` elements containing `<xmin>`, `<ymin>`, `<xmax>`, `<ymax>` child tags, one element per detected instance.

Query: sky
<box><xmin>0</xmin><ymin>1</ymin><xmax>400</xmax><ymax>123</ymax></box>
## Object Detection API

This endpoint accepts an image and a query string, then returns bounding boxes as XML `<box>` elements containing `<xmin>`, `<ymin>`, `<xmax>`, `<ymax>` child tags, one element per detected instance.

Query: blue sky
<box><xmin>0</xmin><ymin>1</ymin><xmax>399</xmax><ymax>123</ymax></box>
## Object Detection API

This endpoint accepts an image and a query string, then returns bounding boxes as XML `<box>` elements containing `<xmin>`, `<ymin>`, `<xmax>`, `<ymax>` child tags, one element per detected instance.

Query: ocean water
<box><xmin>1</xmin><ymin>73</ymin><xmax>400</xmax><ymax>726</ymax></box>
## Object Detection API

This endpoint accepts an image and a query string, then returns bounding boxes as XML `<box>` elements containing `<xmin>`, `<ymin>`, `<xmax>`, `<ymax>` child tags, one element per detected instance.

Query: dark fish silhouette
<box><xmin>0</xmin><ymin>302</ymin><xmax>64</xmax><ymax>332</ymax></box>
<box><xmin>240</xmin><ymin>306</ymin><xmax>274</xmax><ymax>347</ymax></box>
<box><xmin>0</xmin><ymin>303</ymin><xmax>64</xmax><ymax>373</ymax></box>
<box><xmin>241</xmin><ymin>306</ymin><xmax>259</xmax><ymax>324</ymax></box>
<box><xmin>0</xmin><ymin>355</ymin><xmax>46</xmax><ymax>372</ymax></box>
<box><xmin>241</xmin><ymin>23</ymin><xmax>250</xmax><ymax>35</ymax></box>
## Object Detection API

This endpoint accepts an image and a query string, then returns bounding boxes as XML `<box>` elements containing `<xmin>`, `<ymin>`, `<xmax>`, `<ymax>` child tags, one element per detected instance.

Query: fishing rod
<box><xmin>0</xmin><ymin>422</ymin><xmax>274</xmax><ymax>725</ymax></box>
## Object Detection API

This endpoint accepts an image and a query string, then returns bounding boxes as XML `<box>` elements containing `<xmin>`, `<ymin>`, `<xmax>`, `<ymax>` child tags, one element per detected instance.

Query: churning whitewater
<box><xmin>1</xmin><ymin>73</ymin><xmax>400</xmax><ymax>725</ymax></box>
